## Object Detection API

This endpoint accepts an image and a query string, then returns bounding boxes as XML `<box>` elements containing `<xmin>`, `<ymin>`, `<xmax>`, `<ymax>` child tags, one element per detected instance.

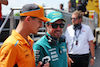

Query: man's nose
<box><xmin>56</xmin><ymin>25</ymin><xmax>61</xmax><ymax>29</ymax></box>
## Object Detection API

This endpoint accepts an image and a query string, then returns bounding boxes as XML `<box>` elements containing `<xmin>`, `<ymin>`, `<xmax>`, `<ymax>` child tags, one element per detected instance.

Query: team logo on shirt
<box><xmin>82</xmin><ymin>30</ymin><xmax>85</xmax><ymax>32</ymax></box>
<box><xmin>49</xmin><ymin>48</ymin><xmax>59</xmax><ymax>61</ymax></box>
<box><xmin>61</xmin><ymin>46</ymin><xmax>67</xmax><ymax>52</ymax></box>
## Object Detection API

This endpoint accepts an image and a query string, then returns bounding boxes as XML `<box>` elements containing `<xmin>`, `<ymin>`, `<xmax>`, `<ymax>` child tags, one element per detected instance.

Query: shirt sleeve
<box><xmin>0</xmin><ymin>44</ymin><xmax>17</xmax><ymax>67</ymax></box>
<box><xmin>87</xmin><ymin>26</ymin><xmax>94</xmax><ymax>41</ymax></box>
<box><xmin>33</xmin><ymin>44</ymin><xmax>45</xmax><ymax>66</ymax></box>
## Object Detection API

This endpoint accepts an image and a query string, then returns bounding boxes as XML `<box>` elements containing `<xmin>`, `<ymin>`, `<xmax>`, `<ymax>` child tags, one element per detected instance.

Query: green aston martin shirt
<box><xmin>33</xmin><ymin>34</ymin><xmax>68</xmax><ymax>67</ymax></box>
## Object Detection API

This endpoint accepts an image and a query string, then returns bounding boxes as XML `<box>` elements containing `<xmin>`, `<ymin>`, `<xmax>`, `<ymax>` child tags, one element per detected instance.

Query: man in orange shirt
<box><xmin>0</xmin><ymin>0</ymin><xmax>8</xmax><ymax>27</ymax></box>
<box><xmin>0</xmin><ymin>3</ymin><xmax>51</xmax><ymax>67</ymax></box>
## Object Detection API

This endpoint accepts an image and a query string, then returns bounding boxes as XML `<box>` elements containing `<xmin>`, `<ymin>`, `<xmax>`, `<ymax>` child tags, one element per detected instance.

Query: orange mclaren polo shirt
<box><xmin>0</xmin><ymin>30</ymin><xmax>35</xmax><ymax>67</ymax></box>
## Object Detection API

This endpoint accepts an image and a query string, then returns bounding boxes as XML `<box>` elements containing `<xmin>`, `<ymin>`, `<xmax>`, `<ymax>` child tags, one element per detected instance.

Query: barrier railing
<box><xmin>0</xmin><ymin>7</ymin><xmax>98</xmax><ymax>42</ymax></box>
<box><xmin>0</xmin><ymin>10</ymin><xmax>12</xmax><ymax>34</ymax></box>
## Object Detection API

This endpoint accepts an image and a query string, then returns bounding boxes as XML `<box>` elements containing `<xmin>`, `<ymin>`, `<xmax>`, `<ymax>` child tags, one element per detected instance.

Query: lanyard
<box><xmin>70</xmin><ymin>29</ymin><xmax>82</xmax><ymax>51</ymax></box>
<box><xmin>75</xmin><ymin>29</ymin><xmax>81</xmax><ymax>40</ymax></box>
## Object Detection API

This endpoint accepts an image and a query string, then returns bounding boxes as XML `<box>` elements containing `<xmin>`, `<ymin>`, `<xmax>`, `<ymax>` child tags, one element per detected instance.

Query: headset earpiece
<box><xmin>46</xmin><ymin>35</ymin><xmax>65</xmax><ymax>45</ymax></box>
<box><xmin>73</xmin><ymin>24</ymin><xmax>82</xmax><ymax>30</ymax></box>
<box><xmin>46</xmin><ymin>35</ymin><xmax>57</xmax><ymax>45</ymax></box>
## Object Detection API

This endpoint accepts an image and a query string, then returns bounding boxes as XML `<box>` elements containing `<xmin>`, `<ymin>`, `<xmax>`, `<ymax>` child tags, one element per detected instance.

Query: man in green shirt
<box><xmin>33</xmin><ymin>11</ymin><xmax>68</xmax><ymax>67</ymax></box>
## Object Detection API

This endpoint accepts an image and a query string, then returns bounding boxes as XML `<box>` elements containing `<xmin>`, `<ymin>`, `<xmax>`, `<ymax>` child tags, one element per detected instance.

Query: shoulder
<box><xmin>67</xmin><ymin>25</ymin><xmax>73</xmax><ymax>30</ymax></box>
<box><xmin>3</xmin><ymin>35</ymin><xmax>18</xmax><ymax>46</ymax></box>
<box><xmin>82</xmin><ymin>24</ymin><xmax>90</xmax><ymax>29</ymax></box>
<box><xmin>33</xmin><ymin>35</ymin><xmax>51</xmax><ymax>49</ymax></box>
<box><xmin>82</xmin><ymin>24</ymin><xmax>92</xmax><ymax>32</ymax></box>
<box><xmin>33</xmin><ymin>36</ymin><xmax>47</xmax><ymax>47</ymax></box>
<box><xmin>1</xmin><ymin>35</ymin><xmax>19</xmax><ymax>51</ymax></box>
<box><xmin>65</xmin><ymin>25</ymin><xmax>73</xmax><ymax>32</ymax></box>
<box><xmin>0</xmin><ymin>36</ymin><xmax>18</xmax><ymax>55</ymax></box>
<box><xmin>34</xmin><ymin>35</ymin><xmax>46</xmax><ymax>44</ymax></box>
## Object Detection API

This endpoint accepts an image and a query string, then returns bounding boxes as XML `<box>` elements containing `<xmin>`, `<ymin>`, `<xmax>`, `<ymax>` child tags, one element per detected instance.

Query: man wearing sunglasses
<box><xmin>33</xmin><ymin>11</ymin><xmax>68</xmax><ymax>67</ymax></box>
<box><xmin>65</xmin><ymin>10</ymin><xmax>95</xmax><ymax>67</ymax></box>
<box><xmin>0</xmin><ymin>4</ymin><xmax>51</xmax><ymax>67</ymax></box>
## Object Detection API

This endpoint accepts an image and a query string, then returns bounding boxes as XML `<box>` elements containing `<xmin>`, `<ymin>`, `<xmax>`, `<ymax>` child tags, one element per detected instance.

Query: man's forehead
<box><xmin>72</xmin><ymin>14</ymin><xmax>78</xmax><ymax>17</ymax></box>
<box><xmin>36</xmin><ymin>17</ymin><xmax>42</xmax><ymax>21</ymax></box>
<box><xmin>55</xmin><ymin>19</ymin><xmax>64</xmax><ymax>23</ymax></box>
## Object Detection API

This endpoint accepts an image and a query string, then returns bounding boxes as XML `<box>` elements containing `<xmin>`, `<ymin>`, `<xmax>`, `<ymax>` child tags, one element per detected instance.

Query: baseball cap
<box><xmin>46</xmin><ymin>11</ymin><xmax>66</xmax><ymax>23</ymax></box>
<box><xmin>20</xmin><ymin>3</ymin><xmax>51</xmax><ymax>22</ymax></box>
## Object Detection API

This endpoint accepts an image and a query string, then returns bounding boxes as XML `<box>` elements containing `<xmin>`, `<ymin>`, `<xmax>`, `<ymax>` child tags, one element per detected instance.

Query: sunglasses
<box><xmin>71</xmin><ymin>18</ymin><xmax>78</xmax><ymax>20</ymax></box>
<box><xmin>51</xmin><ymin>23</ymin><xmax>65</xmax><ymax>29</ymax></box>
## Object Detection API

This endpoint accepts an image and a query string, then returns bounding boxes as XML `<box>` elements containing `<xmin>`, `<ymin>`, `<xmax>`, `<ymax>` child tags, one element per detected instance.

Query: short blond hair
<box><xmin>72</xmin><ymin>10</ymin><xmax>83</xmax><ymax>19</ymax></box>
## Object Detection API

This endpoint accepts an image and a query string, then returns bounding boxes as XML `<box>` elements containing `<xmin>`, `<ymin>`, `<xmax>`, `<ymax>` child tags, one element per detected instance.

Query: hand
<box><xmin>90</xmin><ymin>58</ymin><xmax>94</xmax><ymax>66</ymax></box>
<box><xmin>67</xmin><ymin>57</ymin><xmax>74</xmax><ymax>67</ymax></box>
<box><xmin>42</xmin><ymin>62</ymin><xmax>49</xmax><ymax>67</ymax></box>
<box><xmin>37</xmin><ymin>61</ymin><xmax>50</xmax><ymax>67</ymax></box>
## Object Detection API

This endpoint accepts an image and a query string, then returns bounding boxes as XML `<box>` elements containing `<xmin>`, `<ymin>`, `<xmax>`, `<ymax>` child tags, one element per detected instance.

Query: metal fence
<box><xmin>0</xmin><ymin>7</ymin><xmax>98</xmax><ymax>42</ymax></box>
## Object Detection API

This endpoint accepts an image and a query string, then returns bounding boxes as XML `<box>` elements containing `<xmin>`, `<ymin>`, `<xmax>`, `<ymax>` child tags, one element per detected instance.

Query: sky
<box><xmin>2</xmin><ymin>0</ymin><xmax>100</xmax><ymax>15</ymax></box>
<box><xmin>2</xmin><ymin>0</ymin><xmax>69</xmax><ymax>15</ymax></box>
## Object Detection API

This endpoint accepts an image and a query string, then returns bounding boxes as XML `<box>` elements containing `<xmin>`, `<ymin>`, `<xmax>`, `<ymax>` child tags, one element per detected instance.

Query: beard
<box><xmin>51</xmin><ymin>30</ymin><xmax>62</xmax><ymax>39</ymax></box>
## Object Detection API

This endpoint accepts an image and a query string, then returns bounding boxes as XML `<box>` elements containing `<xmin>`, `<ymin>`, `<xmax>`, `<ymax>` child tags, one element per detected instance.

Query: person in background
<box><xmin>65</xmin><ymin>1</ymin><xmax>75</xmax><ymax>13</ymax></box>
<box><xmin>0</xmin><ymin>0</ymin><xmax>8</xmax><ymax>27</ymax></box>
<box><xmin>33</xmin><ymin>11</ymin><xmax>68</xmax><ymax>67</ymax></box>
<box><xmin>65</xmin><ymin>10</ymin><xmax>95</xmax><ymax>67</ymax></box>
<box><xmin>76</xmin><ymin>0</ymin><xmax>89</xmax><ymax>17</ymax></box>
<box><xmin>60</xmin><ymin>4</ymin><xmax>64</xmax><ymax>10</ymax></box>
<box><xmin>0</xmin><ymin>3</ymin><xmax>51</xmax><ymax>67</ymax></box>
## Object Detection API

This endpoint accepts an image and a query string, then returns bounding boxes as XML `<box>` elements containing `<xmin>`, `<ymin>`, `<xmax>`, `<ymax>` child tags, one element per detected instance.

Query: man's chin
<box><xmin>55</xmin><ymin>35</ymin><xmax>61</xmax><ymax>39</ymax></box>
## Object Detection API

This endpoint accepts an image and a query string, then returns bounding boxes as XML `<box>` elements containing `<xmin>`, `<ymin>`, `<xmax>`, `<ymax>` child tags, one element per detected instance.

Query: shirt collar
<box><xmin>11</xmin><ymin>30</ymin><xmax>34</xmax><ymax>47</ymax></box>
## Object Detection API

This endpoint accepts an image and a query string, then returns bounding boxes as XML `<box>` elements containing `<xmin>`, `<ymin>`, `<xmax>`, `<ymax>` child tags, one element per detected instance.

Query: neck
<box><xmin>15</xmin><ymin>21</ymin><xmax>30</xmax><ymax>41</ymax></box>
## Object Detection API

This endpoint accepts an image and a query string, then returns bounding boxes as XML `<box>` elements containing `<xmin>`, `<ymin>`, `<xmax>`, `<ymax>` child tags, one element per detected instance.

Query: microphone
<box><xmin>41</xmin><ymin>56</ymin><xmax>51</xmax><ymax>67</ymax></box>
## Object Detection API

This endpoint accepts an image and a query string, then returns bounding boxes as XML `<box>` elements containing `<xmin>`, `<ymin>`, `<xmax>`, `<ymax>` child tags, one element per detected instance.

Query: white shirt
<box><xmin>64</xmin><ymin>24</ymin><xmax>94</xmax><ymax>54</ymax></box>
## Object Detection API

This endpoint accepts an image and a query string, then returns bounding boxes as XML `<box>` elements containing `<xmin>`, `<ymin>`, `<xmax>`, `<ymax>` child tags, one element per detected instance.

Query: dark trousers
<box><xmin>69</xmin><ymin>54</ymin><xmax>89</xmax><ymax>67</ymax></box>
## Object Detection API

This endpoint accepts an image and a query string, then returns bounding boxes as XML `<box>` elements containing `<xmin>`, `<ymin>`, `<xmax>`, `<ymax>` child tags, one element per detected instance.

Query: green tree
<box><xmin>14</xmin><ymin>13</ymin><xmax>20</xmax><ymax>16</ymax></box>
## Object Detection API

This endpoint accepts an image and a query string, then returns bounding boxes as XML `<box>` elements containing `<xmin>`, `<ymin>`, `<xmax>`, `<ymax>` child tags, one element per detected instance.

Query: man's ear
<box><xmin>25</xmin><ymin>16</ymin><xmax>31</xmax><ymax>22</ymax></box>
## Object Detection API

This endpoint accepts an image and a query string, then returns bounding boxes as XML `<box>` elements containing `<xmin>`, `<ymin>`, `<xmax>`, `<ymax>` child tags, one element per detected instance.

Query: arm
<box><xmin>0</xmin><ymin>45</ymin><xmax>17</xmax><ymax>67</ymax></box>
<box><xmin>67</xmin><ymin>50</ymin><xmax>74</xmax><ymax>67</ymax></box>
<box><xmin>33</xmin><ymin>45</ymin><xmax>44</xmax><ymax>65</ymax></box>
<box><xmin>66</xmin><ymin>44</ymin><xmax>74</xmax><ymax>67</ymax></box>
<box><xmin>89</xmin><ymin>40</ymin><xmax>95</xmax><ymax>66</ymax></box>
<box><xmin>65</xmin><ymin>33</ymin><xmax>74</xmax><ymax>67</ymax></box>
<box><xmin>33</xmin><ymin>44</ymin><xmax>49</xmax><ymax>67</ymax></box>
<box><xmin>37</xmin><ymin>61</ymin><xmax>49</xmax><ymax>67</ymax></box>
<box><xmin>0</xmin><ymin>0</ymin><xmax>8</xmax><ymax>5</ymax></box>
